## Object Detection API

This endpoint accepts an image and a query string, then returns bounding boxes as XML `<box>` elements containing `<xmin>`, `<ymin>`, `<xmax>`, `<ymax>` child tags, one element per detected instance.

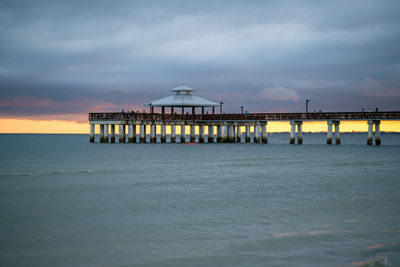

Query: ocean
<box><xmin>0</xmin><ymin>133</ymin><xmax>399</xmax><ymax>267</ymax></box>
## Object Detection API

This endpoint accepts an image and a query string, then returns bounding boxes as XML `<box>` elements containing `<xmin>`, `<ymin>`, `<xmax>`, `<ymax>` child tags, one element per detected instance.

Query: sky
<box><xmin>1</xmin><ymin>0</ymin><xmax>400</xmax><ymax>132</ymax></box>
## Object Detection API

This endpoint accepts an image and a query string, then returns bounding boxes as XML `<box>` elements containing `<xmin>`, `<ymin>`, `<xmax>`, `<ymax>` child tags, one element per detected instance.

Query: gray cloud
<box><xmin>0</xmin><ymin>0</ymin><xmax>400</xmax><ymax>120</ymax></box>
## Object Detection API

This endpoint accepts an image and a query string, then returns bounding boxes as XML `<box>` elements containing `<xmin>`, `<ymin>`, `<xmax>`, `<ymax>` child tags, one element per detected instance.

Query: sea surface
<box><xmin>0</xmin><ymin>133</ymin><xmax>400</xmax><ymax>267</ymax></box>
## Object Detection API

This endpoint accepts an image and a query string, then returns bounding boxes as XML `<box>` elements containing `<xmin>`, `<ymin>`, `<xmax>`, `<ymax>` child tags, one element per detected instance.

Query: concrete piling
<box><xmin>161</xmin><ymin>124</ymin><xmax>166</xmax><ymax>143</ymax></box>
<box><xmin>217</xmin><ymin>125</ymin><xmax>222</xmax><ymax>143</ymax></box>
<box><xmin>297</xmin><ymin>122</ymin><xmax>303</xmax><ymax>144</ymax></box>
<box><xmin>334</xmin><ymin>121</ymin><xmax>340</xmax><ymax>145</ymax></box>
<box><xmin>90</xmin><ymin>124</ymin><xmax>95</xmax><ymax>142</ymax></box>
<box><xmin>119</xmin><ymin>125</ymin><xmax>126</xmax><ymax>143</ymax></box>
<box><xmin>171</xmin><ymin>125</ymin><xmax>176</xmax><ymax>143</ymax></box>
<box><xmin>235</xmin><ymin>125</ymin><xmax>241</xmax><ymax>143</ymax></box>
<box><xmin>261</xmin><ymin>123</ymin><xmax>268</xmax><ymax>144</ymax></box>
<box><xmin>140</xmin><ymin>124</ymin><xmax>146</xmax><ymax>143</ymax></box>
<box><xmin>150</xmin><ymin>124</ymin><xmax>156</xmax><ymax>143</ymax></box>
<box><xmin>367</xmin><ymin>120</ymin><xmax>373</xmax><ymax>145</ymax></box>
<box><xmin>290</xmin><ymin>121</ymin><xmax>296</xmax><ymax>144</ymax></box>
<box><xmin>181</xmin><ymin>124</ymin><xmax>185</xmax><ymax>143</ymax></box>
<box><xmin>245</xmin><ymin>125</ymin><xmax>250</xmax><ymax>143</ymax></box>
<box><xmin>208</xmin><ymin>125</ymin><xmax>214</xmax><ymax>143</ymax></box>
<box><xmin>100</xmin><ymin>124</ymin><xmax>104</xmax><ymax>143</ymax></box>
<box><xmin>128</xmin><ymin>124</ymin><xmax>135</xmax><ymax>143</ymax></box>
<box><xmin>190</xmin><ymin>125</ymin><xmax>195</xmax><ymax>142</ymax></box>
<box><xmin>327</xmin><ymin>120</ymin><xmax>333</xmax><ymax>145</ymax></box>
<box><xmin>375</xmin><ymin>121</ymin><xmax>381</xmax><ymax>145</ymax></box>
<box><xmin>104</xmin><ymin>124</ymin><xmax>109</xmax><ymax>143</ymax></box>
<box><xmin>110</xmin><ymin>125</ymin><xmax>115</xmax><ymax>143</ymax></box>
<box><xmin>199</xmin><ymin>125</ymin><xmax>205</xmax><ymax>143</ymax></box>
<box><xmin>254</xmin><ymin>123</ymin><xmax>260</xmax><ymax>144</ymax></box>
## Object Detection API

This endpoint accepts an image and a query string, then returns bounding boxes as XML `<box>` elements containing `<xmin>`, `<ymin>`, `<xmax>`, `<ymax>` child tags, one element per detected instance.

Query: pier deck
<box><xmin>88</xmin><ymin>111</ymin><xmax>400</xmax><ymax>145</ymax></box>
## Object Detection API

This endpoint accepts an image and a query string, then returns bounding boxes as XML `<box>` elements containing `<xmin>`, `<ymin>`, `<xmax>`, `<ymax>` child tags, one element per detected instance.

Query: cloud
<box><xmin>359</xmin><ymin>78</ymin><xmax>400</xmax><ymax>98</ymax></box>
<box><xmin>259</xmin><ymin>86</ymin><xmax>299</xmax><ymax>101</ymax></box>
<box><xmin>0</xmin><ymin>0</ymin><xmax>400</xmax><ymax>118</ymax></box>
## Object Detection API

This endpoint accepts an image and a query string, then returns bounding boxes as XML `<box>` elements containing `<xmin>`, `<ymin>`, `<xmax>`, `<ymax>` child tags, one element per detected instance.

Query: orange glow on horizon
<box><xmin>0</xmin><ymin>119</ymin><xmax>399</xmax><ymax>134</ymax></box>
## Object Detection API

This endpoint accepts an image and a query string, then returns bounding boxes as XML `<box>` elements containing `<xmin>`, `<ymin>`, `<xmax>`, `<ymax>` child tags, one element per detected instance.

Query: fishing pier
<box><xmin>89</xmin><ymin>86</ymin><xmax>400</xmax><ymax>145</ymax></box>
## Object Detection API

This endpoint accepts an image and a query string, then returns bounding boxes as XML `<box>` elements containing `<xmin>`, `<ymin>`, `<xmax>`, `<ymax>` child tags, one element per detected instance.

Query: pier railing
<box><xmin>89</xmin><ymin>111</ymin><xmax>400</xmax><ymax>121</ymax></box>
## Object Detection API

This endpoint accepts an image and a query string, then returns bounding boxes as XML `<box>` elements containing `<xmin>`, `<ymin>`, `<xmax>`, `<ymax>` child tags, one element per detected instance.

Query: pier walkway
<box><xmin>89</xmin><ymin>111</ymin><xmax>400</xmax><ymax>145</ymax></box>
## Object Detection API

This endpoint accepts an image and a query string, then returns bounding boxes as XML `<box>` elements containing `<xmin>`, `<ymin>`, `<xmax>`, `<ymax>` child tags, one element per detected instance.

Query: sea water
<box><xmin>0</xmin><ymin>133</ymin><xmax>399</xmax><ymax>267</ymax></box>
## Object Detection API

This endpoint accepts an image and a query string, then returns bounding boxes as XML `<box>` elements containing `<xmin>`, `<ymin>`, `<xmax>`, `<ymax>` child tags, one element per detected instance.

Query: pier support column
<box><xmin>217</xmin><ymin>125</ymin><xmax>222</xmax><ymax>143</ymax></box>
<box><xmin>181</xmin><ymin>125</ymin><xmax>186</xmax><ymax>143</ymax></box>
<box><xmin>222</xmin><ymin>125</ymin><xmax>228</xmax><ymax>143</ymax></box>
<box><xmin>235</xmin><ymin>125</ymin><xmax>240</xmax><ymax>143</ymax></box>
<box><xmin>190</xmin><ymin>125</ymin><xmax>195</xmax><ymax>143</ymax></box>
<box><xmin>90</xmin><ymin>124</ymin><xmax>95</xmax><ymax>142</ymax></box>
<box><xmin>110</xmin><ymin>125</ymin><xmax>115</xmax><ymax>143</ymax></box>
<box><xmin>254</xmin><ymin>123</ymin><xmax>261</xmax><ymax>144</ymax></box>
<box><xmin>208</xmin><ymin>125</ymin><xmax>214</xmax><ymax>143</ymax></box>
<box><xmin>161</xmin><ymin>124</ymin><xmax>166</xmax><ymax>143</ymax></box>
<box><xmin>290</xmin><ymin>121</ymin><xmax>296</xmax><ymax>144</ymax></box>
<box><xmin>119</xmin><ymin>125</ymin><xmax>126</xmax><ymax>143</ymax></box>
<box><xmin>104</xmin><ymin>124</ymin><xmax>109</xmax><ymax>143</ymax></box>
<box><xmin>297</xmin><ymin>121</ymin><xmax>303</xmax><ymax>144</ymax></box>
<box><xmin>367</xmin><ymin>120</ymin><xmax>373</xmax><ymax>145</ymax></box>
<box><xmin>375</xmin><ymin>120</ymin><xmax>381</xmax><ymax>145</ymax></box>
<box><xmin>333</xmin><ymin>121</ymin><xmax>340</xmax><ymax>145</ymax></box>
<box><xmin>171</xmin><ymin>125</ymin><xmax>176</xmax><ymax>143</ymax></box>
<box><xmin>228</xmin><ymin>124</ymin><xmax>235</xmax><ymax>143</ymax></box>
<box><xmin>150</xmin><ymin>124</ymin><xmax>156</xmax><ymax>143</ymax></box>
<box><xmin>100</xmin><ymin>124</ymin><xmax>104</xmax><ymax>143</ymax></box>
<box><xmin>245</xmin><ymin>125</ymin><xmax>250</xmax><ymax>143</ymax></box>
<box><xmin>261</xmin><ymin>122</ymin><xmax>268</xmax><ymax>144</ymax></box>
<box><xmin>128</xmin><ymin>125</ymin><xmax>133</xmax><ymax>143</ymax></box>
<box><xmin>140</xmin><ymin>124</ymin><xmax>146</xmax><ymax>143</ymax></box>
<box><xmin>327</xmin><ymin>120</ymin><xmax>333</xmax><ymax>145</ymax></box>
<box><xmin>199</xmin><ymin>125</ymin><xmax>205</xmax><ymax>143</ymax></box>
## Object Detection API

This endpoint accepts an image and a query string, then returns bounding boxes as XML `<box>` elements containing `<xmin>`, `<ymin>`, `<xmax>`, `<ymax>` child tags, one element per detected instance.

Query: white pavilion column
<box><xmin>334</xmin><ymin>121</ymin><xmax>340</xmax><ymax>145</ymax></box>
<box><xmin>171</xmin><ymin>125</ymin><xmax>176</xmax><ymax>143</ymax></box>
<box><xmin>119</xmin><ymin>125</ymin><xmax>126</xmax><ymax>143</ymax></box>
<box><xmin>297</xmin><ymin>121</ymin><xmax>303</xmax><ymax>145</ymax></box>
<box><xmin>100</xmin><ymin>124</ymin><xmax>104</xmax><ymax>143</ymax></box>
<box><xmin>150</xmin><ymin>124</ymin><xmax>156</xmax><ymax>143</ymax></box>
<box><xmin>140</xmin><ymin>124</ymin><xmax>146</xmax><ymax>143</ymax></box>
<box><xmin>375</xmin><ymin>120</ymin><xmax>381</xmax><ymax>145</ymax></box>
<box><xmin>254</xmin><ymin>122</ymin><xmax>260</xmax><ymax>144</ymax></box>
<box><xmin>104</xmin><ymin>124</ymin><xmax>109</xmax><ymax>143</ymax></box>
<box><xmin>245</xmin><ymin>125</ymin><xmax>250</xmax><ymax>143</ymax></box>
<box><xmin>208</xmin><ymin>124</ymin><xmax>214</xmax><ymax>143</ymax></box>
<box><xmin>290</xmin><ymin>121</ymin><xmax>296</xmax><ymax>144</ymax></box>
<box><xmin>327</xmin><ymin>120</ymin><xmax>333</xmax><ymax>145</ymax></box>
<box><xmin>217</xmin><ymin>125</ymin><xmax>222</xmax><ymax>143</ymax></box>
<box><xmin>90</xmin><ymin>124</ymin><xmax>95</xmax><ymax>142</ymax></box>
<box><xmin>199</xmin><ymin>125</ymin><xmax>205</xmax><ymax>143</ymax></box>
<box><xmin>190</xmin><ymin>125</ymin><xmax>195</xmax><ymax>142</ymax></box>
<box><xmin>261</xmin><ymin>122</ymin><xmax>268</xmax><ymax>144</ymax></box>
<box><xmin>161</xmin><ymin>124</ymin><xmax>166</xmax><ymax>143</ymax></box>
<box><xmin>181</xmin><ymin>124</ymin><xmax>186</xmax><ymax>143</ymax></box>
<box><xmin>110</xmin><ymin>124</ymin><xmax>115</xmax><ymax>143</ymax></box>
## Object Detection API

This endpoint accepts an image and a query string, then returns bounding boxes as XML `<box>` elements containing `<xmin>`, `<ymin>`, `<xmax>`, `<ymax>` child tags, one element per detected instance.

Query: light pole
<box><xmin>220</xmin><ymin>101</ymin><xmax>223</xmax><ymax>120</ymax></box>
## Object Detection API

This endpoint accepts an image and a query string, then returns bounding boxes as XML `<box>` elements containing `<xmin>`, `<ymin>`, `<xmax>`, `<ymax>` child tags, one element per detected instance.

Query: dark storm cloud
<box><xmin>0</xmin><ymin>0</ymin><xmax>400</xmax><ymax>119</ymax></box>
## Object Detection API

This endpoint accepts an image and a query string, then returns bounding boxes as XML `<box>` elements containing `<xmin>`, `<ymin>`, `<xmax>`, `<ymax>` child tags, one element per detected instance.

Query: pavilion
<box><xmin>145</xmin><ymin>85</ymin><xmax>220</xmax><ymax>115</ymax></box>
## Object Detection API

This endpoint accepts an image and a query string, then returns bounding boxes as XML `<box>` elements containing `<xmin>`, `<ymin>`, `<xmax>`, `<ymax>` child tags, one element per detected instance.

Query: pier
<box><xmin>89</xmin><ymin>86</ymin><xmax>400</xmax><ymax>145</ymax></box>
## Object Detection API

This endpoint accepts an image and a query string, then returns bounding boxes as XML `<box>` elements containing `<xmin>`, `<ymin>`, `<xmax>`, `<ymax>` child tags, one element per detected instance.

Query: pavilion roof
<box><xmin>145</xmin><ymin>85</ymin><xmax>219</xmax><ymax>107</ymax></box>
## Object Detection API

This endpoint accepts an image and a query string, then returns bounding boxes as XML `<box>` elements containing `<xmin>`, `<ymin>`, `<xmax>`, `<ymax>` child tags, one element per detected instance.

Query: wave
<box><xmin>0</xmin><ymin>168</ymin><xmax>144</xmax><ymax>178</ymax></box>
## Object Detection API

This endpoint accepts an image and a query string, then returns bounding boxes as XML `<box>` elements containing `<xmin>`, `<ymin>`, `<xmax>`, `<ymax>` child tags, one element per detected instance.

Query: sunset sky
<box><xmin>1</xmin><ymin>0</ymin><xmax>400</xmax><ymax>133</ymax></box>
